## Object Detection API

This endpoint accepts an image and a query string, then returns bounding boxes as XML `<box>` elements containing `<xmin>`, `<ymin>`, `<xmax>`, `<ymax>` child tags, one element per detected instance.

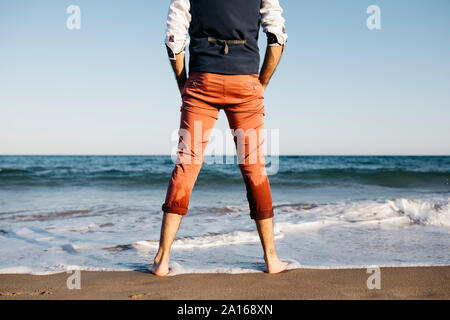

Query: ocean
<box><xmin>0</xmin><ymin>155</ymin><xmax>449</xmax><ymax>274</ymax></box>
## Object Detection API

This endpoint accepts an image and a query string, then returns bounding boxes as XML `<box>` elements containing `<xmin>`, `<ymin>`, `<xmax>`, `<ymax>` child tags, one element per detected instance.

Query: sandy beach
<box><xmin>0</xmin><ymin>266</ymin><xmax>448</xmax><ymax>300</ymax></box>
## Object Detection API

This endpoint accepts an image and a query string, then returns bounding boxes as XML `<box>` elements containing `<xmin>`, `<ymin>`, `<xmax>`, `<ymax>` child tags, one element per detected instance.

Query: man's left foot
<box><xmin>151</xmin><ymin>257</ymin><xmax>170</xmax><ymax>276</ymax></box>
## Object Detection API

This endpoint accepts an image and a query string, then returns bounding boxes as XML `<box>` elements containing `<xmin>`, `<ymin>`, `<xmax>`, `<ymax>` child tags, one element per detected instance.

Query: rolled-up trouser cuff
<box><xmin>250</xmin><ymin>208</ymin><xmax>274</xmax><ymax>220</ymax></box>
<box><xmin>161</xmin><ymin>203</ymin><xmax>188</xmax><ymax>215</ymax></box>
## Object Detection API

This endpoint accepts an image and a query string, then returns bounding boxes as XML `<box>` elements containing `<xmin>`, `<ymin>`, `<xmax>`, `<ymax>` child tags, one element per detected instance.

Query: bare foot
<box><xmin>264</xmin><ymin>255</ymin><xmax>288</xmax><ymax>274</ymax></box>
<box><xmin>151</xmin><ymin>257</ymin><xmax>170</xmax><ymax>277</ymax></box>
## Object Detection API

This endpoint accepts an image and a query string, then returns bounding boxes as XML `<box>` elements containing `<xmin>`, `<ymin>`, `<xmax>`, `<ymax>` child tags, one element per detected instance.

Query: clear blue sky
<box><xmin>1</xmin><ymin>0</ymin><xmax>449</xmax><ymax>155</ymax></box>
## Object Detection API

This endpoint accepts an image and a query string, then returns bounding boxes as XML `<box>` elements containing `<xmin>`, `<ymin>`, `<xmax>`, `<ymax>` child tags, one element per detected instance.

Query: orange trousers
<box><xmin>162</xmin><ymin>71</ymin><xmax>273</xmax><ymax>220</ymax></box>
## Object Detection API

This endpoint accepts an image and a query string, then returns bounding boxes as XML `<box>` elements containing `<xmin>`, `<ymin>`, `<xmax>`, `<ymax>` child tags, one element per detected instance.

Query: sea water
<box><xmin>0</xmin><ymin>155</ymin><xmax>449</xmax><ymax>274</ymax></box>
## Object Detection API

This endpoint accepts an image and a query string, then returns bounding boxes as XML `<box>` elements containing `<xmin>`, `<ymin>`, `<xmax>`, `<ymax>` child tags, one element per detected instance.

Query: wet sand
<box><xmin>0</xmin><ymin>266</ymin><xmax>449</xmax><ymax>300</ymax></box>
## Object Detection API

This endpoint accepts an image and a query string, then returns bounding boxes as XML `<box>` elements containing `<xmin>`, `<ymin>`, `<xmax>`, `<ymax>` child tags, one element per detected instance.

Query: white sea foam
<box><xmin>167</xmin><ymin>261</ymin><xmax>260</xmax><ymax>275</ymax></box>
<box><xmin>152</xmin><ymin>260</ymin><xmax>450</xmax><ymax>276</ymax></box>
<box><xmin>277</xmin><ymin>198</ymin><xmax>450</xmax><ymax>230</ymax></box>
<box><xmin>133</xmin><ymin>230</ymin><xmax>285</xmax><ymax>251</ymax></box>
<box><xmin>1</xmin><ymin>198</ymin><xmax>449</xmax><ymax>275</ymax></box>
<box><xmin>274</xmin><ymin>220</ymin><xmax>342</xmax><ymax>233</ymax></box>
<box><xmin>2</xmin><ymin>262</ymin><xmax>447</xmax><ymax>276</ymax></box>
<box><xmin>0</xmin><ymin>266</ymin><xmax>34</xmax><ymax>274</ymax></box>
<box><xmin>161</xmin><ymin>259</ymin><xmax>303</xmax><ymax>276</ymax></box>
<box><xmin>388</xmin><ymin>198</ymin><xmax>450</xmax><ymax>227</ymax></box>
<box><xmin>130</xmin><ymin>198</ymin><xmax>450</xmax><ymax>253</ymax></box>
<box><xmin>0</xmin><ymin>264</ymin><xmax>132</xmax><ymax>275</ymax></box>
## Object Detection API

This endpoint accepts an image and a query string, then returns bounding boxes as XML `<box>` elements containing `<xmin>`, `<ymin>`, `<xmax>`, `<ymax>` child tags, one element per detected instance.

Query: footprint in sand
<box><xmin>0</xmin><ymin>289</ymin><xmax>52</xmax><ymax>297</ymax></box>
<box><xmin>129</xmin><ymin>293</ymin><xmax>151</xmax><ymax>299</ymax></box>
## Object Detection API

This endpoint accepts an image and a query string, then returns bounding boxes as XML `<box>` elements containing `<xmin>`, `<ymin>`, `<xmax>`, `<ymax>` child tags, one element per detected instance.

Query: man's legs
<box><xmin>224</xmin><ymin>75</ymin><xmax>286</xmax><ymax>273</ymax></box>
<box><xmin>153</xmin><ymin>73</ymin><xmax>220</xmax><ymax>276</ymax></box>
<box><xmin>152</xmin><ymin>106</ymin><xmax>217</xmax><ymax>275</ymax></box>
<box><xmin>233</xmin><ymin>128</ymin><xmax>287</xmax><ymax>273</ymax></box>
<box><xmin>154</xmin><ymin>72</ymin><xmax>286</xmax><ymax>275</ymax></box>
<box><xmin>151</xmin><ymin>212</ymin><xmax>183</xmax><ymax>276</ymax></box>
<box><xmin>255</xmin><ymin>218</ymin><xmax>287</xmax><ymax>273</ymax></box>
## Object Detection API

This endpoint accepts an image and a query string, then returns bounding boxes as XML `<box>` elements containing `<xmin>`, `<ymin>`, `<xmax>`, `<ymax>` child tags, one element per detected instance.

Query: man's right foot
<box><xmin>264</xmin><ymin>255</ymin><xmax>288</xmax><ymax>274</ymax></box>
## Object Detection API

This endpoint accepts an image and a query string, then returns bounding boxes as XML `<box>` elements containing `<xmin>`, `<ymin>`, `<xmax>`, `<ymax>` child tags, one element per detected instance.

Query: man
<box><xmin>152</xmin><ymin>0</ymin><xmax>288</xmax><ymax>276</ymax></box>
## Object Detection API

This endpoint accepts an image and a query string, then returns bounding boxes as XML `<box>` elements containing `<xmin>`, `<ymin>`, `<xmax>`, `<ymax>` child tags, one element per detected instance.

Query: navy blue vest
<box><xmin>188</xmin><ymin>0</ymin><xmax>262</xmax><ymax>75</ymax></box>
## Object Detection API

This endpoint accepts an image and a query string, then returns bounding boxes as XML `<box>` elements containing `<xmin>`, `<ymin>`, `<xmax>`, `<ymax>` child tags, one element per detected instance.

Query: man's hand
<box><xmin>259</xmin><ymin>45</ymin><xmax>284</xmax><ymax>91</ymax></box>
<box><xmin>170</xmin><ymin>53</ymin><xmax>187</xmax><ymax>96</ymax></box>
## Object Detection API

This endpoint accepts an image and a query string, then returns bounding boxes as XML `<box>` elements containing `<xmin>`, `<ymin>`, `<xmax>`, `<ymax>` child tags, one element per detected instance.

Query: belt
<box><xmin>207</xmin><ymin>37</ymin><xmax>246</xmax><ymax>54</ymax></box>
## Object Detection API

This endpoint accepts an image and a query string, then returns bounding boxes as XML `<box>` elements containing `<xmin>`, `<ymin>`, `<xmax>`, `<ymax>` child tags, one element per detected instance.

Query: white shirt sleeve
<box><xmin>165</xmin><ymin>0</ymin><xmax>191</xmax><ymax>60</ymax></box>
<box><xmin>260</xmin><ymin>0</ymin><xmax>288</xmax><ymax>46</ymax></box>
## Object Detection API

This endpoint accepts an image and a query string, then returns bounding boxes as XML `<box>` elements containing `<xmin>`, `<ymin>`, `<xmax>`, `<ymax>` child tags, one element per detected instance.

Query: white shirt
<box><xmin>165</xmin><ymin>0</ymin><xmax>288</xmax><ymax>60</ymax></box>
